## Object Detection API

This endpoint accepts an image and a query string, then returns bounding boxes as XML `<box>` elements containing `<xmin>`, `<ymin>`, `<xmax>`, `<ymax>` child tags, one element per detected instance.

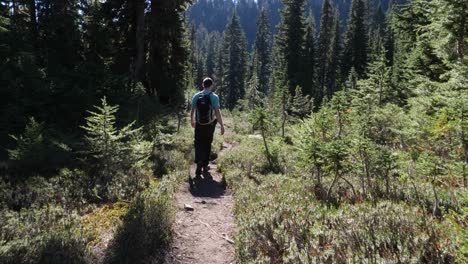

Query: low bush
<box><xmin>7</xmin><ymin>117</ymin><xmax>72</xmax><ymax>176</ymax></box>
<box><xmin>233</xmin><ymin>174</ymin><xmax>458</xmax><ymax>264</ymax></box>
<box><xmin>105</xmin><ymin>174</ymin><xmax>179</xmax><ymax>263</ymax></box>
<box><xmin>0</xmin><ymin>205</ymin><xmax>88</xmax><ymax>264</ymax></box>
<box><xmin>0</xmin><ymin>168</ymin><xmax>89</xmax><ymax>211</ymax></box>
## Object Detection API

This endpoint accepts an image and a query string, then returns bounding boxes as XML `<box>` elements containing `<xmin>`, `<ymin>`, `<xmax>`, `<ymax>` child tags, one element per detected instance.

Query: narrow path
<box><xmin>166</xmin><ymin>142</ymin><xmax>236</xmax><ymax>264</ymax></box>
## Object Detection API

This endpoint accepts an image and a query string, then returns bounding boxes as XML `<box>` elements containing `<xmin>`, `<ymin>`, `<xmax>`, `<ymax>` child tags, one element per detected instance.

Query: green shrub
<box><xmin>0</xmin><ymin>169</ymin><xmax>89</xmax><ymax>210</ymax></box>
<box><xmin>105</xmin><ymin>175</ymin><xmax>177</xmax><ymax>263</ymax></box>
<box><xmin>7</xmin><ymin>117</ymin><xmax>72</xmax><ymax>175</ymax></box>
<box><xmin>0</xmin><ymin>205</ymin><xmax>88</xmax><ymax>264</ymax></box>
<box><xmin>233</xmin><ymin>174</ymin><xmax>458</xmax><ymax>263</ymax></box>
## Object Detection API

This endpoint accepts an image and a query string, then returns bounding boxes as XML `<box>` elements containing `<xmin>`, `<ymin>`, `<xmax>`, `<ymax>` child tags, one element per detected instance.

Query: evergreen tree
<box><xmin>220</xmin><ymin>12</ymin><xmax>247</xmax><ymax>109</ymax></box>
<box><xmin>291</xmin><ymin>85</ymin><xmax>312</xmax><ymax>118</ymax></box>
<box><xmin>81</xmin><ymin>97</ymin><xmax>151</xmax><ymax>199</ymax></box>
<box><xmin>247</xmin><ymin>72</ymin><xmax>264</xmax><ymax>108</ymax></box>
<box><xmin>327</xmin><ymin>8</ymin><xmax>342</xmax><ymax>98</ymax></box>
<box><xmin>37</xmin><ymin>0</ymin><xmax>83</xmax><ymax>80</ymax></box>
<box><xmin>272</xmin><ymin>0</ymin><xmax>307</xmax><ymax>95</ymax></box>
<box><xmin>368</xmin><ymin>4</ymin><xmax>385</xmax><ymax>59</ymax></box>
<box><xmin>384</xmin><ymin>1</ymin><xmax>396</xmax><ymax>66</ymax></box>
<box><xmin>214</xmin><ymin>33</ymin><xmax>226</xmax><ymax>86</ymax></box>
<box><xmin>253</xmin><ymin>8</ymin><xmax>272</xmax><ymax>95</ymax></box>
<box><xmin>354</xmin><ymin>45</ymin><xmax>393</xmax><ymax>107</ymax></box>
<box><xmin>81</xmin><ymin>0</ymin><xmax>115</xmax><ymax>95</ymax></box>
<box><xmin>437</xmin><ymin>0</ymin><xmax>467</xmax><ymax>61</ymax></box>
<box><xmin>148</xmin><ymin>0</ymin><xmax>191</xmax><ymax>104</ymax></box>
<box><xmin>303</xmin><ymin>11</ymin><xmax>316</xmax><ymax>97</ymax></box>
<box><xmin>342</xmin><ymin>0</ymin><xmax>369</xmax><ymax>78</ymax></box>
<box><xmin>237</xmin><ymin>0</ymin><xmax>260</xmax><ymax>49</ymax></box>
<box><xmin>188</xmin><ymin>24</ymin><xmax>198</xmax><ymax>87</ymax></box>
<box><xmin>205</xmin><ymin>32</ymin><xmax>219</xmax><ymax>78</ymax></box>
<box><xmin>317</xmin><ymin>0</ymin><xmax>334</xmax><ymax>103</ymax></box>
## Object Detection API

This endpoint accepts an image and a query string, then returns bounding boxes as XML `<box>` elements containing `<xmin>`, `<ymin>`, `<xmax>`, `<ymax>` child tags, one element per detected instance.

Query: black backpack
<box><xmin>196</xmin><ymin>92</ymin><xmax>213</xmax><ymax>125</ymax></box>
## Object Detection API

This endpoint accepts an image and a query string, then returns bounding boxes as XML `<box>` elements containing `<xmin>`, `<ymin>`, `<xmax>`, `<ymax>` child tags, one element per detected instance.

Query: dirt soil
<box><xmin>166</xmin><ymin>142</ymin><xmax>236</xmax><ymax>264</ymax></box>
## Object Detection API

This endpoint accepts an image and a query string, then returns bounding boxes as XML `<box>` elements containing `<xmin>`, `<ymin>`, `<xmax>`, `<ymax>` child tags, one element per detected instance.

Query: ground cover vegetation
<box><xmin>1</xmin><ymin>0</ymin><xmax>466</xmax><ymax>263</ymax></box>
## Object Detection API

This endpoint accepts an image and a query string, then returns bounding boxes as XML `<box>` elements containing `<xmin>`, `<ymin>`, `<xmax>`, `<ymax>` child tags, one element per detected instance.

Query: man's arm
<box><xmin>191</xmin><ymin>105</ymin><xmax>196</xmax><ymax>128</ymax></box>
<box><xmin>214</xmin><ymin>108</ymin><xmax>225</xmax><ymax>135</ymax></box>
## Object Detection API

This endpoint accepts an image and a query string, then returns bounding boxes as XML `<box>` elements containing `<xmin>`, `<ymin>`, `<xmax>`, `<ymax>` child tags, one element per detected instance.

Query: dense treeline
<box><xmin>189</xmin><ymin>0</ymin><xmax>400</xmax><ymax>109</ymax></box>
<box><xmin>1</xmin><ymin>0</ymin><xmax>195</xmax><ymax>262</ymax></box>
<box><xmin>211</xmin><ymin>0</ymin><xmax>466</xmax><ymax>262</ymax></box>
<box><xmin>0</xmin><ymin>0</ymin><xmax>192</xmax><ymax>159</ymax></box>
<box><xmin>187</xmin><ymin>0</ymin><xmax>406</xmax><ymax>48</ymax></box>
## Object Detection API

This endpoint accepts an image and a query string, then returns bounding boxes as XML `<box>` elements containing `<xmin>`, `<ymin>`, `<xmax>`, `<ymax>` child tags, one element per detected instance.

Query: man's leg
<box><xmin>195</xmin><ymin>124</ymin><xmax>211</xmax><ymax>162</ymax></box>
<box><xmin>206</xmin><ymin>120</ymin><xmax>217</xmax><ymax>161</ymax></box>
<box><xmin>203</xmin><ymin>120</ymin><xmax>217</xmax><ymax>173</ymax></box>
<box><xmin>194</xmin><ymin>124</ymin><xmax>203</xmax><ymax>176</ymax></box>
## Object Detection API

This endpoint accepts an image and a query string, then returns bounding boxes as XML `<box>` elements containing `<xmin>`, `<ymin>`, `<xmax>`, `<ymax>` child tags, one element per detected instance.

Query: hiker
<box><xmin>191</xmin><ymin>77</ymin><xmax>225</xmax><ymax>177</ymax></box>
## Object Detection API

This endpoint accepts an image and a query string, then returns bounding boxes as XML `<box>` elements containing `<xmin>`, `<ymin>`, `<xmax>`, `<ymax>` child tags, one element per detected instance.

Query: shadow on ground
<box><xmin>188</xmin><ymin>172</ymin><xmax>227</xmax><ymax>198</ymax></box>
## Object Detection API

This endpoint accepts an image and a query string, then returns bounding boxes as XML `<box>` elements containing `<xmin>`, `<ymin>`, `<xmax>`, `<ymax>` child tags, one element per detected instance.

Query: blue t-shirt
<box><xmin>191</xmin><ymin>90</ymin><xmax>220</xmax><ymax>109</ymax></box>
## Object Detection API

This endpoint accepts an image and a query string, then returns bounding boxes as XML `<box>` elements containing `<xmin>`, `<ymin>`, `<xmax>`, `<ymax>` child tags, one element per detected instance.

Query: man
<box><xmin>191</xmin><ymin>77</ymin><xmax>225</xmax><ymax>177</ymax></box>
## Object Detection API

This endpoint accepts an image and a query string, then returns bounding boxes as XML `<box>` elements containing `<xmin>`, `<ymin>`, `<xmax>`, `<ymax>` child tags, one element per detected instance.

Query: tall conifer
<box><xmin>342</xmin><ymin>0</ymin><xmax>369</xmax><ymax>78</ymax></box>
<box><xmin>317</xmin><ymin>0</ymin><xmax>334</xmax><ymax>103</ymax></box>
<box><xmin>220</xmin><ymin>12</ymin><xmax>247</xmax><ymax>109</ymax></box>
<box><xmin>304</xmin><ymin>11</ymin><xmax>316</xmax><ymax>97</ymax></box>
<box><xmin>253</xmin><ymin>8</ymin><xmax>272</xmax><ymax>95</ymax></box>
<box><xmin>327</xmin><ymin>8</ymin><xmax>341</xmax><ymax>98</ymax></box>
<box><xmin>272</xmin><ymin>0</ymin><xmax>307</xmax><ymax>95</ymax></box>
<box><xmin>148</xmin><ymin>0</ymin><xmax>191</xmax><ymax>104</ymax></box>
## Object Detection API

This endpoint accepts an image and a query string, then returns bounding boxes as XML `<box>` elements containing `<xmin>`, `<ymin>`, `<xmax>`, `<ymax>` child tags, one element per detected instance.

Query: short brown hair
<box><xmin>203</xmin><ymin>77</ymin><xmax>213</xmax><ymax>87</ymax></box>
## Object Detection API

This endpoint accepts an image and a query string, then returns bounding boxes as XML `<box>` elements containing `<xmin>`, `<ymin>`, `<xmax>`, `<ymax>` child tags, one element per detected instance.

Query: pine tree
<box><xmin>81</xmin><ymin>97</ymin><xmax>151</xmax><ymax>199</ymax></box>
<box><xmin>253</xmin><ymin>8</ymin><xmax>272</xmax><ymax>95</ymax></box>
<box><xmin>205</xmin><ymin>32</ymin><xmax>219</xmax><ymax>78</ymax></box>
<box><xmin>291</xmin><ymin>85</ymin><xmax>312</xmax><ymax>118</ymax></box>
<box><xmin>353</xmin><ymin>45</ymin><xmax>392</xmax><ymax>107</ymax></box>
<box><xmin>36</xmin><ymin>0</ymin><xmax>101</xmax><ymax>129</ymax></box>
<box><xmin>342</xmin><ymin>0</ymin><xmax>369</xmax><ymax>78</ymax></box>
<box><xmin>188</xmin><ymin>24</ymin><xmax>197</xmax><ymax>87</ymax></box>
<box><xmin>247</xmin><ymin>72</ymin><xmax>263</xmax><ymax>108</ymax></box>
<box><xmin>368</xmin><ymin>4</ymin><xmax>387</xmax><ymax>62</ymax></box>
<box><xmin>272</xmin><ymin>0</ymin><xmax>307</xmax><ymax>95</ymax></box>
<box><xmin>303</xmin><ymin>11</ymin><xmax>316</xmax><ymax>97</ymax></box>
<box><xmin>214</xmin><ymin>34</ymin><xmax>226</xmax><ymax>87</ymax></box>
<box><xmin>220</xmin><ymin>12</ymin><xmax>247</xmax><ymax>110</ymax></box>
<box><xmin>431</xmin><ymin>0</ymin><xmax>467</xmax><ymax>62</ymax></box>
<box><xmin>326</xmin><ymin>8</ymin><xmax>342</xmax><ymax>99</ymax></box>
<box><xmin>148</xmin><ymin>0</ymin><xmax>191</xmax><ymax>104</ymax></box>
<box><xmin>81</xmin><ymin>0</ymin><xmax>116</xmax><ymax>95</ymax></box>
<box><xmin>317</xmin><ymin>0</ymin><xmax>334</xmax><ymax>104</ymax></box>
<box><xmin>37</xmin><ymin>0</ymin><xmax>83</xmax><ymax>79</ymax></box>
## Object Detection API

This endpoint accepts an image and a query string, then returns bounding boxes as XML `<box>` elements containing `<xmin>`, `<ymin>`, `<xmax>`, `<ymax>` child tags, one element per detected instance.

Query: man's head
<box><xmin>202</xmin><ymin>77</ymin><xmax>214</xmax><ymax>90</ymax></box>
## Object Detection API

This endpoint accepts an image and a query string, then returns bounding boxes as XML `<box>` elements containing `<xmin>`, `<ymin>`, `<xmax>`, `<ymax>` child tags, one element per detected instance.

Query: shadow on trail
<box><xmin>188</xmin><ymin>172</ymin><xmax>227</xmax><ymax>198</ymax></box>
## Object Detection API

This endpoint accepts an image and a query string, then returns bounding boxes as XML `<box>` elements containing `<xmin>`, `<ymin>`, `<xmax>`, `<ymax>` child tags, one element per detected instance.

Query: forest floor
<box><xmin>166</xmin><ymin>142</ymin><xmax>237</xmax><ymax>264</ymax></box>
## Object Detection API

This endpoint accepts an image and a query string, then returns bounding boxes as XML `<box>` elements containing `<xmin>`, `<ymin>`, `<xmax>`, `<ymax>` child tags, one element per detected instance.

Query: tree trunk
<box><xmin>261</xmin><ymin>129</ymin><xmax>273</xmax><ymax>169</ymax></box>
<box><xmin>326</xmin><ymin>162</ymin><xmax>340</xmax><ymax>203</ymax></box>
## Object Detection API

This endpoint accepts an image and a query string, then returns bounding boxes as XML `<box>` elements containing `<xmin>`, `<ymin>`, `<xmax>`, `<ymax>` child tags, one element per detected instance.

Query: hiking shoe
<box><xmin>195</xmin><ymin>164</ymin><xmax>202</xmax><ymax>176</ymax></box>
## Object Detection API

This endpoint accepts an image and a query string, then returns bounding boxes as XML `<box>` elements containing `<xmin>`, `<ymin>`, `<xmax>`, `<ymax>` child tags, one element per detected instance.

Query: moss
<box><xmin>80</xmin><ymin>201</ymin><xmax>130</xmax><ymax>248</ymax></box>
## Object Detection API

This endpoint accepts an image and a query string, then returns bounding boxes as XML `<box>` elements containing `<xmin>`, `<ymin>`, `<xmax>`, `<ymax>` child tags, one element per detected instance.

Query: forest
<box><xmin>0</xmin><ymin>0</ymin><xmax>466</xmax><ymax>263</ymax></box>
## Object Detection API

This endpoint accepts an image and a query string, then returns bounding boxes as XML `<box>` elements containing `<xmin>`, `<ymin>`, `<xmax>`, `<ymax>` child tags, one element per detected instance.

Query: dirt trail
<box><xmin>166</xmin><ymin>142</ymin><xmax>236</xmax><ymax>264</ymax></box>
